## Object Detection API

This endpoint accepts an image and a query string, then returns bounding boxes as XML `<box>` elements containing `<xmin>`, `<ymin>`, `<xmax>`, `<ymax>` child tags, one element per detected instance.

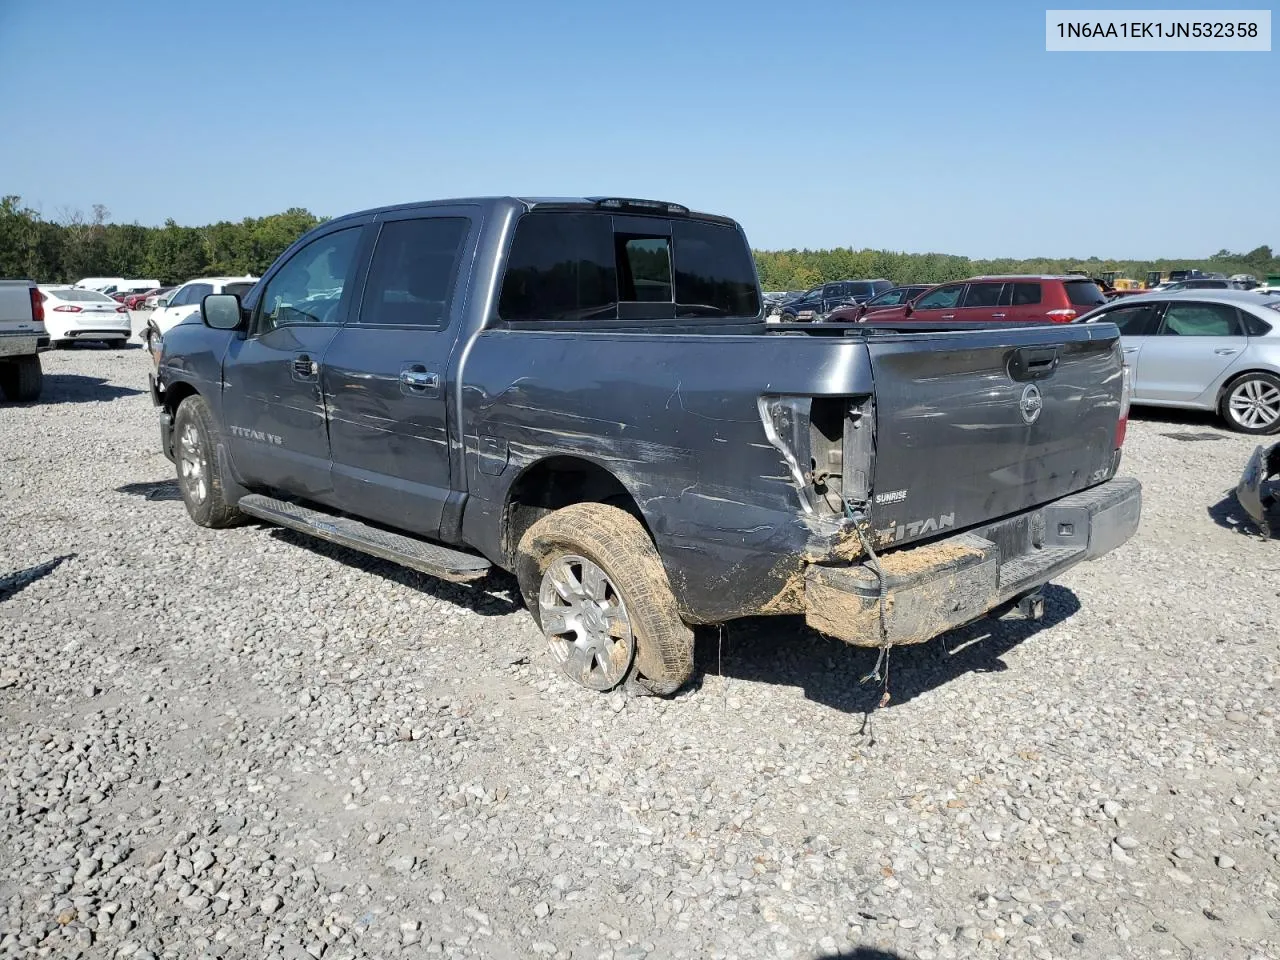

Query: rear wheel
<box><xmin>1220</xmin><ymin>372</ymin><xmax>1280</xmax><ymax>435</ymax></box>
<box><xmin>172</xmin><ymin>395</ymin><xmax>243</xmax><ymax>527</ymax></box>
<box><xmin>516</xmin><ymin>502</ymin><xmax>694</xmax><ymax>696</ymax></box>
<box><xmin>0</xmin><ymin>355</ymin><xmax>42</xmax><ymax>402</ymax></box>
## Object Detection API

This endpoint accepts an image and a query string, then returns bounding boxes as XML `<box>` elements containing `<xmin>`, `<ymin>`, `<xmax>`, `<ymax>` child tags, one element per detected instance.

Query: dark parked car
<box><xmin>825</xmin><ymin>284</ymin><xmax>933</xmax><ymax>322</ymax></box>
<box><xmin>777</xmin><ymin>279</ymin><xmax>895</xmax><ymax>321</ymax></box>
<box><xmin>151</xmin><ymin>195</ymin><xmax>1140</xmax><ymax>699</ymax></box>
<box><xmin>867</xmin><ymin>275</ymin><xmax>1109</xmax><ymax>325</ymax></box>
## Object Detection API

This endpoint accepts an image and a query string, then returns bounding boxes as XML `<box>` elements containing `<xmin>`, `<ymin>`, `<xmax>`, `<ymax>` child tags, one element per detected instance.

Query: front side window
<box><xmin>915</xmin><ymin>284</ymin><xmax>963</xmax><ymax>309</ymax></box>
<box><xmin>257</xmin><ymin>227</ymin><xmax>362</xmax><ymax>333</ymax></box>
<box><xmin>358</xmin><ymin>217</ymin><xmax>470</xmax><ymax>328</ymax></box>
<box><xmin>1160</xmin><ymin>301</ymin><xmax>1243</xmax><ymax>337</ymax></box>
<box><xmin>498</xmin><ymin>212</ymin><xmax>759</xmax><ymax>321</ymax></box>
<box><xmin>184</xmin><ymin>283</ymin><xmax>213</xmax><ymax>304</ymax></box>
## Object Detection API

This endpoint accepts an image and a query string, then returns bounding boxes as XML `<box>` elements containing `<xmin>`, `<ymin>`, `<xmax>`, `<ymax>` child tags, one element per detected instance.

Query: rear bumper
<box><xmin>1237</xmin><ymin>442</ymin><xmax>1279</xmax><ymax>539</ymax></box>
<box><xmin>805</xmin><ymin>476</ymin><xmax>1142</xmax><ymax>646</ymax></box>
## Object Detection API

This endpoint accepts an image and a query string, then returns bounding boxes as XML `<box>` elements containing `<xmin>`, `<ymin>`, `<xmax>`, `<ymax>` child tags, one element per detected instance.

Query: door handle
<box><xmin>292</xmin><ymin>354</ymin><xmax>318</xmax><ymax>380</ymax></box>
<box><xmin>1122</xmin><ymin>347</ymin><xmax>1140</xmax><ymax>354</ymax></box>
<box><xmin>940</xmin><ymin>314</ymin><xmax>955</xmax><ymax>320</ymax></box>
<box><xmin>399</xmin><ymin>364</ymin><xmax>439</xmax><ymax>394</ymax></box>
<box><xmin>1214</xmin><ymin>348</ymin><xmax>1240</xmax><ymax>356</ymax></box>
<box><xmin>991</xmin><ymin>312</ymin><xmax>1006</xmax><ymax>318</ymax></box>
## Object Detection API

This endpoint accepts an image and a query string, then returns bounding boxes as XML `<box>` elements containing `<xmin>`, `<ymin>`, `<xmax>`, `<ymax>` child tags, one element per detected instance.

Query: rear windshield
<box><xmin>1064</xmin><ymin>280</ymin><xmax>1107</xmax><ymax>306</ymax></box>
<box><xmin>498</xmin><ymin>212</ymin><xmax>760</xmax><ymax>321</ymax></box>
<box><xmin>50</xmin><ymin>288</ymin><xmax>115</xmax><ymax>302</ymax></box>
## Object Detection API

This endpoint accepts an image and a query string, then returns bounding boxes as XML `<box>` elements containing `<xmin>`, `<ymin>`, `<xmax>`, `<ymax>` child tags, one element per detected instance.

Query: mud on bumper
<box><xmin>805</xmin><ymin>476</ymin><xmax>1142</xmax><ymax>647</ymax></box>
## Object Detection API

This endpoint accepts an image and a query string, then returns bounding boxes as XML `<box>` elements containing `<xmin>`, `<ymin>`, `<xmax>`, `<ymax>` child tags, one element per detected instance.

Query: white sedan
<box><xmin>38</xmin><ymin>286</ymin><xmax>132</xmax><ymax>347</ymax></box>
<box><xmin>147</xmin><ymin>276</ymin><xmax>258</xmax><ymax>341</ymax></box>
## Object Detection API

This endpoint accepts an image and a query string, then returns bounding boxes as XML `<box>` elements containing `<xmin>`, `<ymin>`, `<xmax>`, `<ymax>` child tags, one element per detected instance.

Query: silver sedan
<box><xmin>1078</xmin><ymin>289</ymin><xmax>1280</xmax><ymax>434</ymax></box>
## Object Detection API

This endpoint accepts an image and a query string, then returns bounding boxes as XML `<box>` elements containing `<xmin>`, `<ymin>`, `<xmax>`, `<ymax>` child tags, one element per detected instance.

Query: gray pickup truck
<box><xmin>0</xmin><ymin>279</ymin><xmax>47</xmax><ymax>402</ymax></box>
<box><xmin>150</xmin><ymin>196</ymin><xmax>1142</xmax><ymax>696</ymax></box>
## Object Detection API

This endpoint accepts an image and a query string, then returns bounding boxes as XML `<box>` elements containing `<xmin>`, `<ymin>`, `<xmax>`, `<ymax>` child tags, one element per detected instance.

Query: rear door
<box><xmin>1137</xmin><ymin>299</ymin><xmax>1249</xmax><ymax>402</ymax></box>
<box><xmin>221</xmin><ymin>223</ymin><xmax>368</xmax><ymax>502</ymax></box>
<box><xmin>325</xmin><ymin>208</ymin><xmax>476</xmax><ymax>539</ymax></box>
<box><xmin>955</xmin><ymin>280</ymin><xmax>1006</xmax><ymax>322</ymax></box>
<box><xmin>1001</xmin><ymin>281</ymin><xmax>1045</xmax><ymax>322</ymax></box>
<box><xmin>864</xmin><ymin>324</ymin><xmax>1123</xmax><ymax>548</ymax></box>
<box><xmin>1081</xmin><ymin>301</ymin><xmax>1163</xmax><ymax>398</ymax></box>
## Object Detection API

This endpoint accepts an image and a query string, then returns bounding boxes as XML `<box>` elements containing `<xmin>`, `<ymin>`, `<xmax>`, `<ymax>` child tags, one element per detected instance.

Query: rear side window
<box><xmin>359</xmin><ymin>217</ymin><xmax>470</xmax><ymax>328</ymax></box>
<box><xmin>961</xmin><ymin>282</ymin><xmax>1003</xmax><ymax>308</ymax></box>
<box><xmin>1243</xmin><ymin>309</ymin><xmax>1274</xmax><ymax>336</ymax></box>
<box><xmin>223</xmin><ymin>282</ymin><xmax>255</xmax><ymax>299</ymax></box>
<box><xmin>1093</xmin><ymin>303</ymin><xmax>1161</xmax><ymax>336</ymax></box>
<box><xmin>498</xmin><ymin>213</ymin><xmax>759</xmax><ymax>321</ymax></box>
<box><xmin>1160</xmin><ymin>302</ymin><xmax>1243</xmax><ymax>337</ymax></box>
<box><xmin>1064</xmin><ymin>280</ymin><xmax>1107</xmax><ymax>307</ymax></box>
<box><xmin>1010</xmin><ymin>282</ymin><xmax>1042</xmax><ymax>305</ymax></box>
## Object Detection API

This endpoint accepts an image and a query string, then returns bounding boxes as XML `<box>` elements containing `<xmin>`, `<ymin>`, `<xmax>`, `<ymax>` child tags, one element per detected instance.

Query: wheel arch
<box><xmin>1216</xmin><ymin>366</ymin><xmax>1280</xmax><ymax>404</ymax></box>
<box><xmin>500</xmin><ymin>454</ymin><xmax>653</xmax><ymax>566</ymax></box>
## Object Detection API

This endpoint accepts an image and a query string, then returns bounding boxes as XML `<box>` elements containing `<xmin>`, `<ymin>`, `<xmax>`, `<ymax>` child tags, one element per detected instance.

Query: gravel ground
<box><xmin>2</xmin><ymin>346</ymin><xmax>1278</xmax><ymax>960</ymax></box>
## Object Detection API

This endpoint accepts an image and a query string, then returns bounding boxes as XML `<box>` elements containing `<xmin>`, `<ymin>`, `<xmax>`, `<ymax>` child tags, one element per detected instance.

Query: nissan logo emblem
<box><xmin>1020</xmin><ymin>383</ymin><xmax>1044</xmax><ymax>425</ymax></box>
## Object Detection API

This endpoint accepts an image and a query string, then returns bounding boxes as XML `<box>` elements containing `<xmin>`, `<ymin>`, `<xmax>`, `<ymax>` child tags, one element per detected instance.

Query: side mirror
<box><xmin>202</xmin><ymin>293</ymin><xmax>244</xmax><ymax>330</ymax></box>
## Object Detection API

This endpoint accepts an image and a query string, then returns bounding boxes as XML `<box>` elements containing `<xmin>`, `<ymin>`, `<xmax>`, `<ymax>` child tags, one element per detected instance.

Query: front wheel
<box><xmin>172</xmin><ymin>395</ymin><xmax>243</xmax><ymax>527</ymax></box>
<box><xmin>515</xmin><ymin>503</ymin><xmax>694</xmax><ymax>696</ymax></box>
<box><xmin>1220</xmin><ymin>373</ymin><xmax>1280</xmax><ymax>435</ymax></box>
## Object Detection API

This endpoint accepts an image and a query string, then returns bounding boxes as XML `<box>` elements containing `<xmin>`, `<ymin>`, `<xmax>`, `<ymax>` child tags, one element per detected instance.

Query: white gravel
<box><xmin>1</xmin><ymin>347</ymin><xmax>1278</xmax><ymax>960</ymax></box>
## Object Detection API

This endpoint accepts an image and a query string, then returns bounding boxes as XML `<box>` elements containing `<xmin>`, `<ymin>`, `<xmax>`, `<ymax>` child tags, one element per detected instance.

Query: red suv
<box><xmin>867</xmin><ymin>275</ymin><xmax>1108</xmax><ymax>324</ymax></box>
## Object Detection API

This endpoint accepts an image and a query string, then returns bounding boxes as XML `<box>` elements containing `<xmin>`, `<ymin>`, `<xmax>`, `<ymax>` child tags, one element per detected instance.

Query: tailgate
<box><xmin>863</xmin><ymin>324</ymin><xmax>1124</xmax><ymax>548</ymax></box>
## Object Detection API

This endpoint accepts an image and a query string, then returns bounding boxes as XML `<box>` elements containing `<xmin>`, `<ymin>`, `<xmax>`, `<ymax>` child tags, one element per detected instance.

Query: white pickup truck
<box><xmin>0</xmin><ymin>279</ymin><xmax>47</xmax><ymax>402</ymax></box>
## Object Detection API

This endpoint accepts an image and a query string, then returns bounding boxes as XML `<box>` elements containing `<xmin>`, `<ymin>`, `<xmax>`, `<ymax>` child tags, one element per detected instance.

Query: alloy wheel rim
<box><xmin>538</xmin><ymin>554</ymin><xmax>634</xmax><ymax>691</ymax></box>
<box><xmin>179</xmin><ymin>422</ymin><xmax>208</xmax><ymax>503</ymax></box>
<box><xmin>1228</xmin><ymin>379</ymin><xmax>1280</xmax><ymax>430</ymax></box>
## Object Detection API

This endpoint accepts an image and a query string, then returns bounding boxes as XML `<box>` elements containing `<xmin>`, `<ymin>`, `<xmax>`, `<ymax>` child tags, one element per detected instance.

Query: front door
<box><xmin>906</xmin><ymin>282</ymin><xmax>966</xmax><ymax>321</ymax></box>
<box><xmin>325</xmin><ymin>211</ymin><xmax>475</xmax><ymax>538</ymax></box>
<box><xmin>1137</xmin><ymin>299</ymin><xmax>1248</xmax><ymax>402</ymax></box>
<box><xmin>221</xmin><ymin>224</ymin><xmax>367</xmax><ymax>502</ymax></box>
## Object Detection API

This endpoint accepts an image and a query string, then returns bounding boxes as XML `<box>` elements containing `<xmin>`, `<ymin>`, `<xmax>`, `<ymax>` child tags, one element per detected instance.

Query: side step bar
<box><xmin>237</xmin><ymin>494</ymin><xmax>492</xmax><ymax>583</ymax></box>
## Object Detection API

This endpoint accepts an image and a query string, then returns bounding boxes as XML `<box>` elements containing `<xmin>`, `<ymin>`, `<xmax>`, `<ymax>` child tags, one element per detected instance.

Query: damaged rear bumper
<box><xmin>805</xmin><ymin>476</ymin><xmax>1142</xmax><ymax>647</ymax></box>
<box><xmin>1237</xmin><ymin>442</ymin><xmax>1280</xmax><ymax>539</ymax></box>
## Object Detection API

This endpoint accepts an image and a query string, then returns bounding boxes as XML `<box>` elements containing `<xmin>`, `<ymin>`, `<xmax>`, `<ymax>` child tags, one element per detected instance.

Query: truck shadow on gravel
<box><xmin>814</xmin><ymin>951</ymin><xmax>908</xmax><ymax>960</ymax></box>
<box><xmin>695</xmin><ymin>584</ymin><xmax>1081</xmax><ymax>713</ymax></box>
<box><xmin>38</xmin><ymin>372</ymin><xmax>144</xmax><ymax>405</ymax></box>
<box><xmin>266</xmin><ymin>527</ymin><xmax>522</xmax><ymax>616</ymax></box>
<box><xmin>0</xmin><ymin>554</ymin><xmax>75</xmax><ymax>604</ymax></box>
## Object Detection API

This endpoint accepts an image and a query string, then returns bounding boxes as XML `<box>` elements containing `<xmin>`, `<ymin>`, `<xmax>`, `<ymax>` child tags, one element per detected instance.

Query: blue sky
<box><xmin>0</xmin><ymin>0</ymin><xmax>1275</xmax><ymax>258</ymax></box>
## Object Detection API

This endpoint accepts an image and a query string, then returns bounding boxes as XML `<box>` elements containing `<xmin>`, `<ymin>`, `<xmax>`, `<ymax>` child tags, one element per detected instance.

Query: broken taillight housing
<box><xmin>1116</xmin><ymin>363</ymin><xmax>1133</xmax><ymax>448</ymax></box>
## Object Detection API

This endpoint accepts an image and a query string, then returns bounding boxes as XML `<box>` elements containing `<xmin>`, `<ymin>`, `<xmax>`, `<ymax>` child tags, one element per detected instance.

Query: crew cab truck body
<box><xmin>151</xmin><ymin>196</ymin><xmax>1142</xmax><ymax>696</ymax></box>
<box><xmin>0</xmin><ymin>279</ymin><xmax>48</xmax><ymax>402</ymax></box>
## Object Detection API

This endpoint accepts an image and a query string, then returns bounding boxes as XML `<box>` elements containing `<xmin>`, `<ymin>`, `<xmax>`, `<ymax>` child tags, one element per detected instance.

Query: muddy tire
<box><xmin>515</xmin><ymin>502</ymin><xmax>694</xmax><ymax>696</ymax></box>
<box><xmin>1219</xmin><ymin>372</ymin><xmax>1280</xmax><ymax>435</ymax></box>
<box><xmin>172</xmin><ymin>395</ymin><xmax>243</xmax><ymax>528</ymax></box>
<box><xmin>0</xmin><ymin>355</ymin><xmax>43</xmax><ymax>402</ymax></box>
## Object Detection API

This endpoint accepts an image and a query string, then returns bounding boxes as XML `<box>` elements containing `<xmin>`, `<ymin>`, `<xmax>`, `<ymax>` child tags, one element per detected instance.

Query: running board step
<box><xmin>237</xmin><ymin>494</ymin><xmax>492</xmax><ymax>583</ymax></box>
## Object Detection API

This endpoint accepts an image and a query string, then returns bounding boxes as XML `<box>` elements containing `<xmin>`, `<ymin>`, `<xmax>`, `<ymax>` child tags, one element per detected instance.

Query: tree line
<box><xmin>0</xmin><ymin>196</ymin><xmax>322</xmax><ymax>285</ymax></box>
<box><xmin>2</xmin><ymin>195</ymin><xmax>1276</xmax><ymax>291</ymax></box>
